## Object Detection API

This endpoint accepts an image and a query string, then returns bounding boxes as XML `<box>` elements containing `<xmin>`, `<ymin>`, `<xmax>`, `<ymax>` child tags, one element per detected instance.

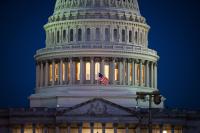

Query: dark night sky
<box><xmin>0</xmin><ymin>0</ymin><xmax>200</xmax><ymax>109</ymax></box>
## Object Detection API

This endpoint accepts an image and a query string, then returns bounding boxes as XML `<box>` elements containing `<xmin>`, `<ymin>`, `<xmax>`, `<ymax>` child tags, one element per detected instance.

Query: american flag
<box><xmin>98</xmin><ymin>73</ymin><xmax>109</xmax><ymax>85</ymax></box>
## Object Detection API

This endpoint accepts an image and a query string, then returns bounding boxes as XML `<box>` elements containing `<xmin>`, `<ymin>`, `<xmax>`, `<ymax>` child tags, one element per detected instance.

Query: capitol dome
<box><xmin>30</xmin><ymin>0</ymin><xmax>163</xmax><ymax>108</ymax></box>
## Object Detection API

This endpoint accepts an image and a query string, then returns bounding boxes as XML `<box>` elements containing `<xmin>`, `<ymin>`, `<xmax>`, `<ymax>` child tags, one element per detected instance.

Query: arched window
<box><xmin>70</xmin><ymin>29</ymin><xmax>73</xmax><ymax>42</ymax></box>
<box><xmin>86</xmin><ymin>28</ymin><xmax>91</xmax><ymax>41</ymax></box>
<box><xmin>86</xmin><ymin>62</ymin><xmax>91</xmax><ymax>80</ymax></box>
<box><xmin>96</xmin><ymin>28</ymin><xmax>100</xmax><ymax>41</ymax></box>
<box><xmin>63</xmin><ymin>30</ymin><xmax>66</xmax><ymax>41</ymax></box>
<box><xmin>78</xmin><ymin>29</ymin><xmax>82</xmax><ymax>41</ymax></box>
<box><xmin>114</xmin><ymin>29</ymin><xmax>118</xmax><ymax>42</ymax></box>
<box><xmin>135</xmin><ymin>31</ymin><xmax>138</xmax><ymax>43</ymax></box>
<box><xmin>105</xmin><ymin>28</ymin><xmax>110</xmax><ymax>42</ymax></box>
<box><xmin>95</xmin><ymin>62</ymin><xmax>100</xmax><ymax>80</ymax></box>
<box><xmin>129</xmin><ymin>31</ymin><xmax>132</xmax><ymax>43</ymax></box>
<box><xmin>122</xmin><ymin>29</ymin><xmax>126</xmax><ymax>42</ymax></box>
<box><xmin>57</xmin><ymin>31</ymin><xmax>60</xmax><ymax>43</ymax></box>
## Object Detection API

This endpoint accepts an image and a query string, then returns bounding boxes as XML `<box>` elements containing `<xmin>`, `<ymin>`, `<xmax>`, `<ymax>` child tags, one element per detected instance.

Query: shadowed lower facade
<box><xmin>0</xmin><ymin>0</ymin><xmax>200</xmax><ymax>133</ymax></box>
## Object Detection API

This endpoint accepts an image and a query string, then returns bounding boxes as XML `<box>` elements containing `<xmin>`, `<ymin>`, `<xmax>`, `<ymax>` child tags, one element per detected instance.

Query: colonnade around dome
<box><xmin>36</xmin><ymin>57</ymin><xmax>157</xmax><ymax>89</ymax></box>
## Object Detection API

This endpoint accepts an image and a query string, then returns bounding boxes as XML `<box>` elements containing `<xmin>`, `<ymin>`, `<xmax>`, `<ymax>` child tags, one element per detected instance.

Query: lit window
<box><xmin>115</xmin><ymin>63</ymin><xmax>119</xmax><ymax>81</ymax></box>
<box><xmin>95</xmin><ymin>62</ymin><xmax>100</xmax><ymax>80</ymax></box>
<box><xmin>130</xmin><ymin>63</ymin><xmax>132</xmax><ymax>81</ymax></box>
<box><xmin>122</xmin><ymin>29</ymin><xmax>126</xmax><ymax>42</ymax></box>
<box><xmin>55</xmin><ymin>64</ymin><xmax>59</xmax><ymax>82</ymax></box>
<box><xmin>104</xmin><ymin>64</ymin><xmax>109</xmax><ymax>79</ymax></box>
<box><xmin>76</xmin><ymin>62</ymin><xmax>80</xmax><ymax>80</ymax></box>
<box><xmin>68</xmin><ymin>63</ymin><xmax>70</xmax><ymax>81</ymax></box>
<box><xmin>86</xmin><ymin>62</ymin><xmax>91</xmax><ymax>80</ymax></box>
<box><xmin>49</xmin><ymin>64</ymin><xmax>53</xmax><ymax>82</ymax></box>
<box><xmin>163</xmin><ymin>131</ymin><xmax>167</xmax><ymax>133</ymax></box>
<box><xmin>62</xmin><ymin>63</ymin><xmax>65</xmax><ymax>81</ymax></box>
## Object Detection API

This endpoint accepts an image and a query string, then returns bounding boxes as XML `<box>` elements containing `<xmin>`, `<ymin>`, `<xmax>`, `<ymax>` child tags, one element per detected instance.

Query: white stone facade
<box><xmin>29</xmin><ymin>0</ymin><xmax>163</xmax><ymax>108</ymax></box>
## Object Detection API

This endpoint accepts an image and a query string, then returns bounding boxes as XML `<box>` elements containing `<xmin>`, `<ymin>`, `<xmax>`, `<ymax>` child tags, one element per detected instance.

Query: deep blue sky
<box><xmin>0</xmin><ymin>0</ymin><xmax>200</xmax><ymax>108</ymax></box>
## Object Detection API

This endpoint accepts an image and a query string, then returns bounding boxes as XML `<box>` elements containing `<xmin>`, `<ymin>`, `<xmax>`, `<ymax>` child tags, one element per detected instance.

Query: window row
<box><xmin>46</xmin><ymin>27</ymin><xmax>147</xmax><ymax>46</ymax></box>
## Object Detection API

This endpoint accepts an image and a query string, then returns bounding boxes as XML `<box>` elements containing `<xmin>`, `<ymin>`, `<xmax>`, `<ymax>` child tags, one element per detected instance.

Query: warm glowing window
<box><xmin>55</xmin><ymin>64</ymin><xmax>59</xmax><ymax>81</ymax></box>
<box><xmin>130</xmin><ymin>63</ymin><xmax>133</xmax><ymax>81</ymax></box>
<box><xmin>142</xmin><ymin>65</ymin><xmax>145</xmax><ymax>83</ymax></box>
<box><xmin>115</xmin><ymin>63</ymin><xmax>119</xmax><ymax>81</ymax></box>
<box><xmin>95</xmin><ymin>62</ymin><xmax>100</xmax><ymax>80</ymax></box>
<box><xmin>137</xmin><ymin>64</ymin><xmax>140</xmax><ymax>83</ymax></box>
<box><xmin>68</xmin><ymin>63</ymin><xmax>70</xmax><ymax>81</ymax></box>
<box><xmin>86</xmin><ymin>62</ymin><xmax>91</xmax><ymax>80</ymax></box>
<box><xmin>62</xmin><ymin>63</ymin><xmax>65</xmax><ymax>81</ymax></box>
<box><xmin>104</xmin><ymin>64</ymin><xmax>109</xmax><ymax>79</ymax></box>
<box><xmin>49</xmin><ymin>64</ymin><xmax>53</xmax><ymax>82</ymax></box>
<box><xmin>76</xmin><ymin>62</ymin><xmax>80</xmax><ymax>80</ymax></box>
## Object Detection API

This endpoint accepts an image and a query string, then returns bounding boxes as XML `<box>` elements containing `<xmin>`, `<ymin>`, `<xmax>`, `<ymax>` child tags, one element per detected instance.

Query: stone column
<box><xmin>9</xmin><ymin>126</ymin><xmax>12</xmax><ymax>133</ymax></box>
<box><xmin>91</xmin><ymin>57</ymin><xmax>95</xmax><ymax>84</ymax></box>
<box><xmin>139</xmin><ymin>60</ymin><xmax>143</xmax><ymax>86</ymax></box>
<box><xmin>78</xmin><ymin>123</ymin><xmax>83</xmax><ymax>133</ymax></box>
<box><xmin>102</xmin><ymin>123</ymin><xmax>106</xmax><ymax>133</ymax></box>
<box><xmin>111</xmin><ymin>58</ymin><xmax>115</xmax><ymax>85</ymax></box>
<box><xmin>20</xmin><ymin>125</ymin><xmax>24</xmax><ymax>133</ymax></box>
<box><xmin>123</xmin><ymin>59</ymin><xmax>126</xmax><ymax>85</ymax></box>
<box><xmin>56</xmin><ymin>126</ymin><xmax>60</xmax><ymax>133</ymax></box>
<box><xmin>125</xmin><ymin>124</ymin><xmax>129</xmax><ymax>133</ymax></box>
<box><xmin>150</xmin><ymin>62</ymin><xmax>154</xmax><ymax>88</ymax></box>
<box><xmin>154</xmin><ymin>63</ymin><xmax>158</xmax><ymax>89</ymax></box>
<box><xmin>52</xmin><ymin>60</ymin><xmax>55</xmax><ymax>86</ymax></box>
<box><xmin>135</xmin><ymin>126</ymin><xmax>141</xmax><ymax>133</ymax></box>
<box><xmin>43</xmin><ymin>126</ymin><xmax>48</xmax><ymax>133</ymax></box>
<box><xmin>65</xmin><ymin>61</ymin><xmax>68</xmax><ymax>84</ymax></box>
<box><xmin>59</xmin><ymin>59</ymin><xmax>63</xmax><ymax>85</ymax></box>
<box><xmin>36</xmin><ymin>62</ymin><xmax>40</xmax><ymax>88</ymax></box>
<box><xmin>69</xmin><ymin>58</ymin><xmax>73</xmax><ymax>84</ymax></box>
<box><xmin>80</xmin><ymin>57</ymin><xmax>84</xmax><ymax>84</ymax></box>
<box><xmin>45</xmin><ymin>61</ymin><xmax>49</xmax><ymax>87</ymax></box>
<box><xmin>132</xmin><ymin>59</ymin><xmax>135</xmax><ymax>85</ymax></box>
<box><xmin>67</xmin><ymin>124</ymin><xmax>71</xmax><ymax>133</ymax></box>
<box><xmin>159</xmin><ymin>125</ymin><xmax>163</xmax><ymax>133</ymax></box>
<box><xmin>100</xmin><ymin>58</ymin><xmax>105</xmax><ymax>75</ymax></box>
<box><xmin>90</xmin><ymin>123</ymin><xmax>94</xmax><ymax>133</ymax></box>
<box><xmin>145</xmin><ymin>61</ymin><xmax>149</xmax><ymax>87</ymax></box>
<box><xmin>110</xmin><ymin>26</ymin><xmax>113</xmax><ymax>42</ymax></box>
<box><xmin>40</xmin><ymin>62</ymin><xmax>44</xmax><ymax>87</ymax></box>
<box><xmin>32</xmin><ymin>124</ymin><xmax>36</xmax><ymax>133</ymax></box>
<box><xmin>113</xmin><ymin>123</ymin><xmax>118</xmax><ymax>133</ymax></box>
<box><xmin>127</xmin><ymin>60</ymin><xmax>131</xmax><ymax>85</ymax></box>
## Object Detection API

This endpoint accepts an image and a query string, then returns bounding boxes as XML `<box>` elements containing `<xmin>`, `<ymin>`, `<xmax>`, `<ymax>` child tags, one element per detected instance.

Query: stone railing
<box><xmin>36</xmin><ymin>42</ymin><xmax>157</xmax><ymax>56</ymax></box>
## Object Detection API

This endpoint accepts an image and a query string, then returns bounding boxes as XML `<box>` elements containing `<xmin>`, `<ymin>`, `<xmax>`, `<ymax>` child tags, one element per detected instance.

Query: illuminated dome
<box><xmin>29</xmin><ymin>0</ymin><xmax>164</xmax><ymax>108</ymax></box>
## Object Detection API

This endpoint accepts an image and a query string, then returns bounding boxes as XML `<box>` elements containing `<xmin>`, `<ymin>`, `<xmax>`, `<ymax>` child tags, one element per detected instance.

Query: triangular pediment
<box><xmin>62</xmin><ymin>98</ymin><xmax>135</xmax><ymax>116</ymax></box>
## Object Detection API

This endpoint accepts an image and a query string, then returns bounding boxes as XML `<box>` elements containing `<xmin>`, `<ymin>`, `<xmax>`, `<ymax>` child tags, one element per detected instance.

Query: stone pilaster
<box><xmin>127</xmin><ymin>60</ymin><xmax>131</xmax><ymax>85</ymax></box>
<box><xmin>139</xmin><ymin>60</ymin><xmax>143</xmax><ymax>86</ymax></box>
<box><xmin>40</xmin><ymin>62</ymin><xmax>44</xmax><ymax>87</ymax></box>
<box><xmin>100</xmin><ymin>58</ymin><xmax>105</xmax><ymax>75</ymax></box>
<box><xmin>80</xmin><ymin>57</ymin><xmax>84</xmax><ymax>84</ymax></box>
<box><xmin>151</xmin><ymin>62</ymin><xmax>154</xmax><ymax>88</ymax></box>
<box><xmin>102</xmin><ymin>123</ymin><xmax>106</xmax><ymax>133</ymax></box>
<box><xmin>154</xmin><ymin>63</ymin><xmax>158</xmax><ymax>89</ymax></box>
<box><xmin>52</xmin><ymin>60</ymin><xmax>55</xmax><ymax>86</ymax></box>
<box><xmin>90</xmin><ymin>123</ymin><xmax>94</xmax><ymax>133</ymax></box>
<box><xmin>91</xmin><ymin>58</ymin><xmax>95</xmax><ymax>84</ymax></box>
<box><xmin>32</xmin><ymin>124</ymin><xmax>36</xmax><ymax>133</ymax></box>
<box><xmin>113</xmin><ymin>123</ymin><xmax>118</xmax><ymax>133</ymax></box>
<box><xmin>123</xmin><ymin>58</ymin><xmax>126</xmax><ymax>85</ymax></box>
<box><xmin>132</xmin><ymin>59</ymin><xmax>135</xmax><ymax>85</ymax></box>
<box><xmin>45</xmin><ymin>61</ymin><xmax>49</xmax><ymax>87</ymax></box>
<box><xmin>159</xmin><ymin>125</ymin><xmax>163</xmax><ymax>133</ymax></box>
<box><xmin>111</xmin><ymin>58</ymin><xmax>115</xmax><ymax>84</ymax></box>
<box><xmin>78</xmin><ymin>123</ymin><xmax>82</xmax><ymax>133</ymax></box>
<box><xmin>36</xmin><ymin>62</ymin><xmax>40</xmax><ymax>88</ymax></box>
<box><xmin>145</xmin><ymin>61</ymin><xmax>149</xmax><ymax>87</ymax></box>
<box><xmin>69</xmin><ymin>58</ymin><xmax>73</xmax><ymax>84</ymax></box>
<box><xmin>59</xmin><ymin>59</ymin><xmax>63</xmax><ymax>85</ymax></box>
<box><xmin>119</xmin><ymin>60</ymin><xmax>123</xmax><ymax>85</ymax></box>
<box><xmin>20</xmin><ymin>125</ymin><xmax>24</xmax><ymax>133</ymax></box>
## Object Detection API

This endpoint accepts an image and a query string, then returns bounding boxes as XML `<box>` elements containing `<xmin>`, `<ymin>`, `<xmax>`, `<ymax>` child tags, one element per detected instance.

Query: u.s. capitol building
<box><xmin>0</xmin><ymin>0</ymin><xmax>200</xmax><ymax>133</ymax></box>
